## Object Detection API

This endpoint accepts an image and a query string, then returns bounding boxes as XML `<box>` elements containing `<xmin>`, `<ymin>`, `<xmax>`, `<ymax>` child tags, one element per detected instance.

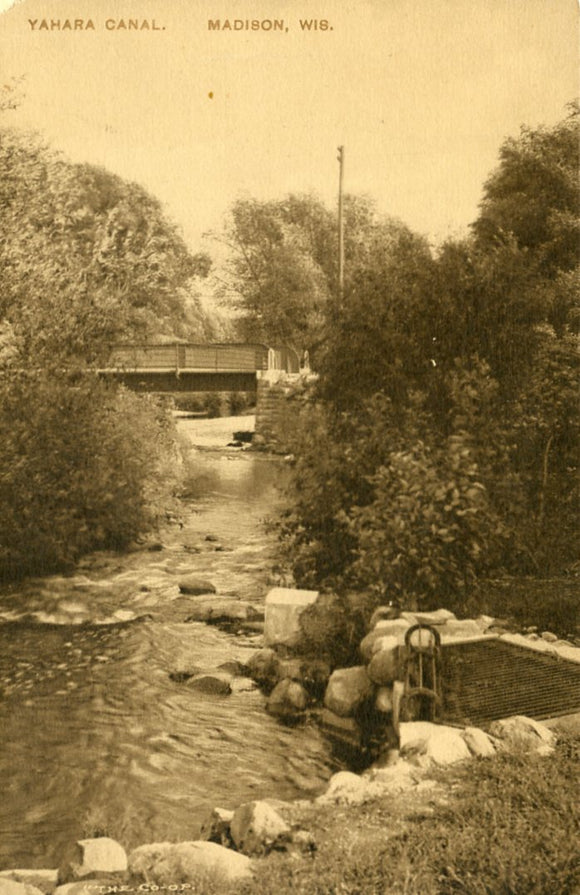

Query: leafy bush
<box><xmin>349</xmin><ymin>434</ymin><xmax>502</xmax><ymax>610</ymax></box>
<box><xmin>0</xmin><ymin>370</ymin><xmax>182</xmax><ymax>579</ymax></box>
<box><xmin>202</xmin><ymin>393</ymin><xmax>223</xmax><ymax>418</ymax></box>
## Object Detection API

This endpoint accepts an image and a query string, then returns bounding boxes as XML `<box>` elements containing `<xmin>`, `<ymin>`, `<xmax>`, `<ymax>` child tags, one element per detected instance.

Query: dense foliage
<box><xmin>277</xmin><ymin>106</ymin><xmax>579</xmax><ymax>612</ymax></box>
<box><xmin>0</xmin><ymin>371</ymin><xmax>181</xmax><ymax>579</ymax></box>
<box><xmin>0</xmin><ymin>126</ymin><xmax>210</xmax><ymax>578</ymax></box>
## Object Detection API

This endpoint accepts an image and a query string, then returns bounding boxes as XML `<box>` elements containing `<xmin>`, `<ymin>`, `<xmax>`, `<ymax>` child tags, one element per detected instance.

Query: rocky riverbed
<box><xmin>0</xmin><ymin>416</ymin><xmax>336</xmax><ymax>869</ymax></box>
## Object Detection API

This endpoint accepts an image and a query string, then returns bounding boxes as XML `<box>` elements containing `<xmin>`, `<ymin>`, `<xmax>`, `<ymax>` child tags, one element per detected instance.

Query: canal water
<box><xmin>0</xmin><ymin>416</ymin><xmax>336</xmax><ymax>869</ymax></box>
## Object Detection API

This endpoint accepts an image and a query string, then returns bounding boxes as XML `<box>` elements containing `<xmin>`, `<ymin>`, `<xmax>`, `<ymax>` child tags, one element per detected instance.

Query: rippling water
<box><xmin>0</xmin><ymin>418</ymin><xmax>336</xmax><ymax>868</ymax></box>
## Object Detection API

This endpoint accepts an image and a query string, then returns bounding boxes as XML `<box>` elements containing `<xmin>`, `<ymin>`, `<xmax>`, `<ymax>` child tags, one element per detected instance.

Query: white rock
<box><xmin>400</xmin><ymin>722</ymin><xmax>472</xmax><ymax>766</ymax></box>
<box><xmin>461</xmin><ymin>726</ymin><xmax>496</xmax><ymax>757</ymax></box>
<box><xmin>230</xmin><ymin>800</ymin><xmax>291</xmax><ymax>855</ymax></box>
<box><xmin>128</xmin><ymin>841</ymin><xmax>252</xmax><ymax>885</ymax></box>
<box><xmin>264</xmin><ymin>587</ymin><xmax>318</xmax><ymax>647</ymax></box>
<box><xmin>316</xmin><ymin>771</ymin><xmax>370</xmax><ymax>805</ymax></box>
<box><xmin>0</xmin><ymin>872</ymin><xmax>58</xmax><ymax>888</ymax></box>
<box><xmin>60</xmin><ymin>838</ymin><xmax>127</xmax><ymax>881</ymax></box>
<box><xmin>401</xmin><ymin>609</ymin><xmax>456</xmax><ymax>626</ymax></box>
<box><xmin>438</xmin><ymin>619</ymin><xmax>487</xmax><ymax>642</ymax></box>
<box><xmin>324</xmin><ymin>666</ymin><xmax>373</xmax><ymax>717</ymax></box>
<box><xmin>0</xmin><ymin>881</ymin><xmax>44</xmax><ymax>895</ymax></box>
<box><xmin>489</xmin><ymin>716</ymin><xmax>557</xmax><ymax>753</ymax></box>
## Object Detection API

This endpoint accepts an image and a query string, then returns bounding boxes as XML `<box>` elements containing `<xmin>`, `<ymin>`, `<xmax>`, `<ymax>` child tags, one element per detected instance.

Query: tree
<box><xmin>0</xmin><ymin>128</ymin><xmax>214</xmax><ymax>365</ymax></box>
<box><xmin>473</xmin><ymin>102</ymin><xmax>579</xmax><ymax>277</ymax></box>
<box><xmin>212</xmin><ymin>194</ymin><xmax>334</xmax><ymax>355</ymax></box>
<box><xmin>213</xmin><ymin>193</ymin><xmax>417</xmax><ymax>359</ymax></box>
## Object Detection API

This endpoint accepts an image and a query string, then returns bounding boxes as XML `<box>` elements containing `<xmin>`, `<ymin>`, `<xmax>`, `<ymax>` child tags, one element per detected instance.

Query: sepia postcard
<box><xmin>0</xmin><ymin>0</ymin><xmax>578</xmax><ymax>889</ymax></box>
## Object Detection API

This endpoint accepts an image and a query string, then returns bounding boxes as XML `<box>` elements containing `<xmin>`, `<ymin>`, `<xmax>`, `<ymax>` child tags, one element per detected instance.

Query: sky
<box><xmin>0</xmin><ymin>0</ymin><xmax>578</xmax><ymax>272</ymax></box>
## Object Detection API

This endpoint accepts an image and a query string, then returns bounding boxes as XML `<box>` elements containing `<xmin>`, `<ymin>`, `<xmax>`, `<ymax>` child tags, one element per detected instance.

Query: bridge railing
<box><xmin>105</xmin><ymin>343</ymin><xmax>271</xmax><ymax>373</ymax></box>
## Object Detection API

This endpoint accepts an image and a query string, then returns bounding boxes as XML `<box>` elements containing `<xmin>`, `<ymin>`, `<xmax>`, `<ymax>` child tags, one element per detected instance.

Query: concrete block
<box><xmin>264</xmin><ymin>587</ymin><xmax>319</xmax><ymax>648</ymax></box>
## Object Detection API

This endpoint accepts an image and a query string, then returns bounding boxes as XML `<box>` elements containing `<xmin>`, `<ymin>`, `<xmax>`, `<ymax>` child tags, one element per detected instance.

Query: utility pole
<box><xmin>337</xmin><ymin>145</ymin><xmax>345</xmax><ymax>304</ymax></box>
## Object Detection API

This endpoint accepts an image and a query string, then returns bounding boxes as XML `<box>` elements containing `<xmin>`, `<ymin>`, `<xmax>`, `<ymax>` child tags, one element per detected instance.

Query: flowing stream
<box><xmin>0</xmin><ymin>416</ymin><xmax>336</xmax><ymax>869</ymax></box>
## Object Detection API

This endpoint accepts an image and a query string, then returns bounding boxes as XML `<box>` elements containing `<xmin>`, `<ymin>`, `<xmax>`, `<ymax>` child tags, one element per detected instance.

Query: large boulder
<box><xmin>266</xmin><ymin>678</ymin><xmax>309</xmax><ymax>720</ymax></box>
<box><xmin>360</xmin><ymin>620</ymin><xmax>410</xmax><ymax>661</ymax></box>
<box><xmin>58</xmin><ymin>838</ymin><xmax>127</xmax><ymax>883</ymax></box>
<box><xmin>367</xmin><ymin>638</ymin><xmax>400</xmax><ymax>685</ymax></box>
<box><xmin>400</xmin><ymin>722</ymin><xmax>471</xmax><ymax>767</ymax></box>
<box><xmin>324</xmin><ymin>666</ymin><xmax>373</xmax><ymax>717</ymax></box>
<box><xmin>128</xmin><ymin>841</ymin><xmax>252</xmax><ymax>885</ymax></box>
<box><xmin>264</xmin><ymin>587</ymin><xmax>319</xmax><ymax>648</ymax></box>
<box><xmin>230</xmin><ymin>801</ymin><xmax>291</xmax><ymax>855</ymax></box>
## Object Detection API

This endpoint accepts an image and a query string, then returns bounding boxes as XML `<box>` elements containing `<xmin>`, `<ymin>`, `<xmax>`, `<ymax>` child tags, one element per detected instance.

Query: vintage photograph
<box><xmin>0</xmin><ymin>0</ymin><xmax>578</xmax><ymax>891</ymax></box>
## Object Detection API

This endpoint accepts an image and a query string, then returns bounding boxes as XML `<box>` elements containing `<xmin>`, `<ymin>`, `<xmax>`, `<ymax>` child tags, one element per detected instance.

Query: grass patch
<box><xmin>241</xmin><ymin>734</ymin><xmax>580</xmax><ymax>894</ymax></box>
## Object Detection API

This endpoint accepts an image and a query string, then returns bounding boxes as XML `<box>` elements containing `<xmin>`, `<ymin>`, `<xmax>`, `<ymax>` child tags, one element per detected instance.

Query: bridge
<box><xmin>98</xmin><ymin>342</ymin><xmax>300</xmax><ymax>393</ymax></box>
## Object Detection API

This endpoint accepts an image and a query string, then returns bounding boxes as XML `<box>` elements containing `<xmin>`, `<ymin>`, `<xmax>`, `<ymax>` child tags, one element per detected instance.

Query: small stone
<box><xmin>266</xmin><ymin>678</ymin><xmax>309</xmax><ymax>719</ymax></box>
<box><xmin>217</xmin><ymin>660</ymin><xmax>248</xmax><ymax>676</ymax></box>
<box><xmin>246</xmin><ymin>648</ymin><xmax>280</xmax><ymax>691</ymax></box>
<box><xmin>375</xmin><ymin>686</ymin><xmax>394</xmax><ymax>713</ymax></box>
<box><xmin>230</xmin><ymin>801</ymin><xmax>291</xmax><ymax>855</ymax></box>
<box><xmin>169</xmin><ymin>667</ymin><xmax>201</xmax><ymax>683</ymax></box>
<box><xmin>541</xmin><ymin>631</ymin><xmax>558</xmax><ymax>643</ymax></box>
<box><xmin>230</xmin><ymin>677</ymin><xmax>258</xmax><ymax>693</ymax></box>
<box><xmin>187</xmin><ymin>674</ymin><xmax>232</xmax><ymax>695</ymax></box>
<box><xmin>199</xmin><ymin>806</ymin><xmax>234</xmax><ymax>846</ymax></box>
<box><xmin>178</xmin><ymin>577</ymin><xmax>217</xmax><ymax>595</ymax></box>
